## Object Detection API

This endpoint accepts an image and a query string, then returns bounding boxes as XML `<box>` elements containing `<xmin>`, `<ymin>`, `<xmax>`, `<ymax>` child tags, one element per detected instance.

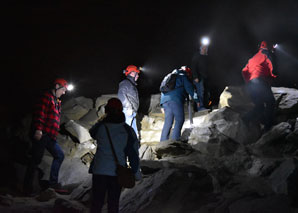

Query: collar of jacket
<box><xmin>103</xmin><ymin>112</ymin><xmax>125</xmax><ymax>123</ymax></box>
<box><xmin>126</xmin><ymin>76</ymin><xmax>137</xmax><ymax>86</ymax></box>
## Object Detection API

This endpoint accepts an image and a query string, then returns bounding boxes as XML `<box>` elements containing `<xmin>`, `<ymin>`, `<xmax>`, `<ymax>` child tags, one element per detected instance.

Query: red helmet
<box><xmin>54</xmin><ymin>78</ymin><xmax>68</xmax><ymax>89</ymax></box>
<box><xmin>260</xmin><ymin>41</ymin><xmax>268</xmax><ymax>49</ymax></box>
<box><xmin>123</xmin><ymin>65</ymin><xmax>140</xmax><ymax>76</ymax></box>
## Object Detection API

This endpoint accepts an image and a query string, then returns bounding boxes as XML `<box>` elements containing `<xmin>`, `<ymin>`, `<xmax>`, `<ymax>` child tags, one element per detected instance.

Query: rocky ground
<box><xmin>1</xmin><ymin>86</ymin><xmax>298</xmax><ymax>213</ymax></box>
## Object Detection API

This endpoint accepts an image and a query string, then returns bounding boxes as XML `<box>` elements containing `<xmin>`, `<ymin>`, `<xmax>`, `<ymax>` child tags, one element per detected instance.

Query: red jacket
<box><xmin>242</xmin><ymin>48</ymin><xmax>276</xmax><ymax>83</ymax></box>
<box><xmin>32</xmin><ymin>91</ymin><xmax>61</xmax><ymax>140</ymax></box>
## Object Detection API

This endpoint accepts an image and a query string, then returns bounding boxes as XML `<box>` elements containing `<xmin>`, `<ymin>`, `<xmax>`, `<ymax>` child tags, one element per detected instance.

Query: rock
<box><xmin>78</xmin><ymin>108</ymin><xmax>99</xmax><ymax>129</ymax></box>
<box><xmin>139</xmin><ymin>144</ymin><xmax>157</xmax><ymax>160</ymax></box>
<box><xmin>269</xmin><ymin>158</ymin><xmax>298</xmax><ymax>197</ymax></box>
<box><xmin>62</xmin><ymin>96</ymin><xmax>93</xmax><ymax>121</ymax></box>
<box><xmin>95</xmin><ymin>94</ymin><xmax>118</xmax><ymax>110</ymax></box>
<box><xmin>250</xmin><ymin>122</ymin><xmax>292</xmax><ymax>157</ymax></box>
<box><xmin>64</xmin><ymin>120</ymin><xmax>92</xmax><ymax>143</ymax></box>
<box><xmin>0</xmin><ymin>194</ymin><xmax>14</xmax><ymax>206</ymax></box>
<box><xmin>36</xmin><ymin>188</ymin><xmax>57</xmax><ymax>202</ymax></box>
<box><xmin>120</xmin><ymin>168</ymin><xmax>213</xmax><ymax>213</ymax></box>
<box><xmin>53</xmin><ymin>198</ymin><xmax>85</xmax><ymax>213</ymax></box>
<box><xmin>155</xmin><ymin>140</ymin><xmax>193</xmax><ymax>159</ymax></box>
<box><xmin>218</xmin><ymin>85</ymin><xmax>254</xmax><ymax>113</ymax></box>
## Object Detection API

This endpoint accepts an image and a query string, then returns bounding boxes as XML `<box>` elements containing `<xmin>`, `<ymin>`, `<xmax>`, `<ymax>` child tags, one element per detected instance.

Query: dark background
<box><xmin>2</xmin><ymin>0</ymin><xmax>298</xmax><ymax>118</ymax></box>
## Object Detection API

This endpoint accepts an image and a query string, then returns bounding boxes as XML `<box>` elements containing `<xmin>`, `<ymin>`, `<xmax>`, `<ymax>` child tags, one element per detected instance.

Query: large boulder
<box><xmin>61</xmin><ymin>96</ymin><xmax>93</xmax><ymax>122</ymax></box>
<box><xmin>64</xmin><ymin>120</ymin><xmax>92</xmax><ymax>143</ymax></box>
<box><xmin>218</xmin><ymin>85</ymin><xmax>254</xmax><ymax>113</ymax></box>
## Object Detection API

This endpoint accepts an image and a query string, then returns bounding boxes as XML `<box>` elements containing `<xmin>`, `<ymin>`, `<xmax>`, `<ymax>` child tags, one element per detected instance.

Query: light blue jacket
<box><xmin>89</xmin><ymin>121</ymin><xmax>141</xmax><ymax>180</ymax></box>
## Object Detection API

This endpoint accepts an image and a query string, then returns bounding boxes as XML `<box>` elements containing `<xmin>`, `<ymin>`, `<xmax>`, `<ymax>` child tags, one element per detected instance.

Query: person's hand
<box><xmin>194</xmin><ymin>78</ymin><xmax>199</xmax><ymax>83</ymax></box>
<box><xmin>161</xmin><ymin>108</ymin><xmax>165</xmax><ymax>114</ymax></box>
<box><xmin>34</xmin><ymin>130</ymin><xmax>42</xmax><ymax>141</ymax></box>
<box><xmin>126</xmin><ymin>108</ymin><xmax>133</xmax><ymax>116</ymax></box>
<box><xmin>196</xmin><ymin>102</ymin><xmax>201</xmax><ymax>108</ymax></box>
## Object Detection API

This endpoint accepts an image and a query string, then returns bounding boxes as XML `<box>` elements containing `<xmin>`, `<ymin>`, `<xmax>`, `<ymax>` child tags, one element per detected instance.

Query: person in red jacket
<box><xmin>23</xmin><ymin>78</ymin><xmax>70</xmax><ymax>195</ymax></box>
<box><xmin>242</xmin><ymin>41</ymin><xmax>277</xmax><ymax>132</ymax></box>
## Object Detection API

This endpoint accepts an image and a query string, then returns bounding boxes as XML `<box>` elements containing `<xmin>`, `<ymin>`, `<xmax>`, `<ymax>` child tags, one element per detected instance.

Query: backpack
<box><xmin>160</xmin><ymin>70</ymin><xmax>178</xmax><ymax>93</ymax></box>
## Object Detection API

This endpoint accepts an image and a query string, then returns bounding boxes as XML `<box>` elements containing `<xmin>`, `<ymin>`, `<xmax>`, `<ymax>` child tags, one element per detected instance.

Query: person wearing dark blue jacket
<box><xmin>89</xmin><ymin>98</ymin><xmax>141</xmax><ymax>213</ymax></box>
<box><xmin>160</xmin><ymin>67</ymin><xmax>200</xmax><ymax>142</ymax></box>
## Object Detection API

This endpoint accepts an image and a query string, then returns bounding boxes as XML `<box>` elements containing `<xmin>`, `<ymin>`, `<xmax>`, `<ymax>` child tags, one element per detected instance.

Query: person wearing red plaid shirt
<box><xmin>23</xmin><ymin>78</ymin><xmax>70</xmax><ymax>195</ymax></box>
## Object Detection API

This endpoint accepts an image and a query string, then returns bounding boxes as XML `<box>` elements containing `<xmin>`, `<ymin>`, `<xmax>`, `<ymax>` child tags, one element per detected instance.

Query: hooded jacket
<box><xmin>118</xmin><ymin>76</ymin><xmax>139</xmax><ymax>112</ymax></box>
<box><xmin>89</xmin><ymin>112</ymin><xmax>141</xmax><ymax>179</ymax></box>
<box><xmin>242</xmin><ymin>48</ymin><xmax>276</xmax><ymax>83</ymax></box>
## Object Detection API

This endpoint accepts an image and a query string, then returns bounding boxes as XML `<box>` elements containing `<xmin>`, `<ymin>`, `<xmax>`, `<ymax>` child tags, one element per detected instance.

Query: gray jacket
<box><xmin>118</xmin><ymin>76</ymin><xmax>139</xmax><ymax>112</ymax></box>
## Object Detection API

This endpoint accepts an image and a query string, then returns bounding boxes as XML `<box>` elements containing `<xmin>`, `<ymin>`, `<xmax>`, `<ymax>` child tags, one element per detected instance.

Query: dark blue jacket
<box><xmin>160</xmin><ymin>70</ymin><xmax>198</xmax><ymax>106</ymax></box>
<box><xmin>118</xmin><ymin>76</ymin><xmax>139</xmax><ymax>112</ymax></box>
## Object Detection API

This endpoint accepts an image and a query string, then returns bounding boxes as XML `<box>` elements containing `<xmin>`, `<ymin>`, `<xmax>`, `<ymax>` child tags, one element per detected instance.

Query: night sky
<box><xmin>3</xmin><ymin>0</ymin><xmax>298</xmax><ymax>118</ymax></box>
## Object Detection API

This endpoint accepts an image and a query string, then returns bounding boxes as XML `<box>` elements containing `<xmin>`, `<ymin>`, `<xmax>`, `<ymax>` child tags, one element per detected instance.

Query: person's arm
<box><xmin>242</xmin><ymin>63</ymin><xmax>250</xmax><ymax>83</ymax></box>
<box><xmin>125</xmin><ymin>126</ymin><xmax>142</xmax><ymax>180</ymax></box>
<box><xmin>266</xmin><ymin>56</ymin><xmax>276</xmax><ymax>79</ymax></box>
<box><xmin>118</xmin><ymin>80</ymin><xmax>133</xmax><ymax>111</ymax></box>
<box><xmin>183</xmin><ymin>76</ymin><xmax>200</xmax><ymax>108</ymax></box>
<box><xmin>33</xmin><ymin>95</ymin><xmax>49</xmax><ymax>140</ymax></box>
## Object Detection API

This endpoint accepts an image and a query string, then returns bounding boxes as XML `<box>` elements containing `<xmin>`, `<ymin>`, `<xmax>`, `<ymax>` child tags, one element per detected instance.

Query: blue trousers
<box><xmin>243</xmin><ymin>78</ymin><xmax>276</xmax><ymax>131</ymax></box>
<box><xmin>160</xmin><ymin>101</ymin><xmax>185</xmax><ymax>141</ymax></box>
<box><xmin>123</xmin><ymin>108</ymin><xmax>138</xmax><ymax>138</ymax></box>
<box><xmin>90</xmin><ymin>174</ymin><xmax>122</xmax><ymax>213</ymax></box>
<box><xmin>24</xmin><ymin>134</ymin><xmax>64</xmax><ymax>193</ymax></box>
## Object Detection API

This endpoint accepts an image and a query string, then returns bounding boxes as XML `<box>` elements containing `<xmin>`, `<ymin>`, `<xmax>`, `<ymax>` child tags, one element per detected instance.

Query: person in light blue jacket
<box><xmin>160</xmin><ymin>66</ymin><xmax>200</xmax><ymax>142</ymax></box>
<box><xmin>89</xmin><ymin>98</ymin><xmax>141</xmax><ymax>213</ymax></box>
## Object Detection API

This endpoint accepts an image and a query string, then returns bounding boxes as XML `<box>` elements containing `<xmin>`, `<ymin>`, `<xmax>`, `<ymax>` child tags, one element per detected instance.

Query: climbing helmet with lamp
<box><xmin>123</xmin><ymin>65</ymin><xmax>140</xmax><ymax>76</ymax></box>
<box><xmin>260</xmin><ymin>41</ymin><xmax>268</xmax><ymax>49</ymax></box>
<box><xmin>54</xmin><ymin>78</ymin><xmax>68</xmax><ymax>89</ymax></box>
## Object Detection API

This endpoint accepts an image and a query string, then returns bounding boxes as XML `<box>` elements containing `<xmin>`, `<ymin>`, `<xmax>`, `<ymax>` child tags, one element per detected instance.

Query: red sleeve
<box><xmin>266</xmin><ymin>56</ymin><xmax>276</xmax><ymax>78</ymax></box>
<box><xmin>242</xmin><ymin>63</ymin><xmax>250</xmax><ymax>82</ymax></box>
<box><xmin>33</xmin><ymin>95</ymin><xmax>50</xmax><ymax>131</ymax></box>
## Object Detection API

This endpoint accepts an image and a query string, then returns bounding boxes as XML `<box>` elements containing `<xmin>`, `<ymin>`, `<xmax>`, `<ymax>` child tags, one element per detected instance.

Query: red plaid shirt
<box><xmin>32</xmin><ymin>91</ymin><xmax>61</xmax><ymax>140</ymax></box>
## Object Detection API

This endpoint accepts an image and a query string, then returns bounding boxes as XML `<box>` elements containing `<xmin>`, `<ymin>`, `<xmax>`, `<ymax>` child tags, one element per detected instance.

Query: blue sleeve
<box><xmin>182</xmin><ymin>76</ymin><xmax>199</xmax><ymax>102</ymax></box>
<box><xmin>124</xmin><ymin>125</ymin><xmax>140</xmax><ymax>174</ymax></box>
<box><xmin>89</xmin><ymin>121</ymin><xmax>103</xmax><ymax>139</ymax></box>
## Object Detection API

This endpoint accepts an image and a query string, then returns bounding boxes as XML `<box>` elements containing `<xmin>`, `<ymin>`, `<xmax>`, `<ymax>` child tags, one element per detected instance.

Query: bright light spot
<box><xmin>201</xmin><ymin>37</ymin><xmax>210</xmax><ymax>46</ymax></box>
<box><xmin>273</xmin><ymin>44</ymin><xmax>278</xmax><ymax>49</ymax></box>
<box><xmin>67</xmin><ymin>84</ymin><xmax>74</xmax><ymax>91</ymax></box>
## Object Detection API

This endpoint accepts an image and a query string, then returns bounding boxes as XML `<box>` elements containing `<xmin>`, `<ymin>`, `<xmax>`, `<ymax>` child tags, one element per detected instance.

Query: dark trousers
<box><xmin>160</xmin><ymin>101</ymin><xmax>185</xmax><ymax>141</ymax></box>
<box><xmin>24</xmin><ymin>135</ymin><xmax>64</xmax><ymax>193</ymax></box>
<box><xmin>90</xmin><ymin>174</ymin><xmax>122</xmax><ymax>213</ymax></box>
<box><xmin>243</xmin><ymin>78</ymin><xmax>276</xmax><ymax>131</ymax></box>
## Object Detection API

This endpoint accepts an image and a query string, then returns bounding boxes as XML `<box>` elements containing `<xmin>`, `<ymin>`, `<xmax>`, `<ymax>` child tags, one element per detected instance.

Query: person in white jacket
<box><xmin>89</xmin><ymin>98</ymin><xmax>141</xmax><ymax>213</ymax></box>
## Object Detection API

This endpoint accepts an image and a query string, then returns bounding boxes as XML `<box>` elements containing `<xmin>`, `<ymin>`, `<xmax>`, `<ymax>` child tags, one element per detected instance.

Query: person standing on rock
<box><xmin>191</xmin><ymin>37</ymin><xmax>211</xmax><ymax>111</ymax></box>
<box><xmin>160</xmin><ymin>66</ymin><xmax>200</xmax><ymax>142</ymax></box>
<box><xmin>242</xmin><ymin>40</ymin><xmax>277</xmax><ymax>132</ymax></box>
<box><xmin>23</xmin><ymin>78</ymin><xmax>73</xmax><ymax>195</ymax></box>
<box><xmin>89</xmin><ymin>98</ymin><xmax>141</xmax><ymax>213</ymax></box>
<box><xmin>118</xmin><ymin>65</ymin><xmax>140</xmax><ymax>139</ymax></box>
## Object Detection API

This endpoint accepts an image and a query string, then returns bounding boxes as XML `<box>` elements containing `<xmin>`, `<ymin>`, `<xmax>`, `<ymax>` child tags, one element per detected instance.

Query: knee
<box><xmin>57</xmin><ymin>151</ymin><xmax>64</xmax><ymax>163</ymax></box>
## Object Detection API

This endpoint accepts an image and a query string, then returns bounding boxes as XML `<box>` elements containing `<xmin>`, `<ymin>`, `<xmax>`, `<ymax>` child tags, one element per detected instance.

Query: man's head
<box><xmin>53</xmin><ymin>78</ymin><xmax>68</xmax><ymax>98</ymax></box>
<box><xmin>124</xmin><ymin>65</ymin><xmax>140</xmax><ymax>81</ymax></box>
<box><xmin>200</xmin><ymin>45</ymin><xmax>208</xmax><ymax>55</ymax></box>
<box><xmin>260</xmin><ymin>41</ymin><xmax>268</xmax><ymax>49</ymax></box>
